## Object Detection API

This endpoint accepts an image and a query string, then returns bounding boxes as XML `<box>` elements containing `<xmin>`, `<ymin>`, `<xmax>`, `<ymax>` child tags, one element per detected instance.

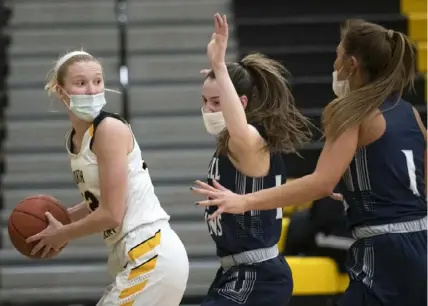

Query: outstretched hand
<box><xmin>191</xmin><ymin>179</ymin><xmax>251</xmax><ymax>219</ymax></box>
<box><xmin>207</xmin><ymin>13</ymin><xmax>229</xmax><ymax>68</ymax></box>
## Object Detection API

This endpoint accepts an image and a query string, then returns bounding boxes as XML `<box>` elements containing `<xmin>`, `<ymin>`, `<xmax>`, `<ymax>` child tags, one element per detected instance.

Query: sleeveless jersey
<box><xmin>66</xmin><ymin>111</ymin><xmax>170</xmax><ymax>247</ymax></box>
<box><xmin>205</xmin><ymin>124</ymin><xmax>286</xmax><ymax>257</ymax></box>
<box><xmin>339</xmin><ymin>97</ymin><xmax>427</xmax><ymax>228</ymax></box>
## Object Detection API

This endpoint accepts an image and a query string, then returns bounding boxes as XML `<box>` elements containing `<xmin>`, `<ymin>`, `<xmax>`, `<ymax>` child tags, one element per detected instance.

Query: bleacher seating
<box><xmin>0</xmin><ymin>1</ymin><xmax>236</xmax><ymax>305</ymax></box>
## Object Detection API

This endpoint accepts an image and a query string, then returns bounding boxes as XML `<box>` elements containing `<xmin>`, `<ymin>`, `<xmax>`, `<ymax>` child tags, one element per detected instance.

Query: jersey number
<box><xmin>83</xmin><ymin>190</ymin><xmax>99</xmax><ymax>211</ymax></box>
<box><xmin>402</xmin><ymin>150</ymin><xmax>420</xmax><ymax>196</ymax></box>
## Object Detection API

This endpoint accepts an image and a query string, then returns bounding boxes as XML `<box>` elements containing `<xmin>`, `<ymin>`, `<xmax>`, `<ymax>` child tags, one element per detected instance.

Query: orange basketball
<box><xmin>8</xmin><ymin>195</ymin><xmax>71</xmax><ymax>259</ymax></box>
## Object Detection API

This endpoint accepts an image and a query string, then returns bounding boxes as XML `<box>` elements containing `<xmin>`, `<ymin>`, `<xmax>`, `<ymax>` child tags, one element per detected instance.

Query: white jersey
<box><xmin>66</xmin><ymin>113</ymin><xmax>170</xmax><ymax>247</ymax></box>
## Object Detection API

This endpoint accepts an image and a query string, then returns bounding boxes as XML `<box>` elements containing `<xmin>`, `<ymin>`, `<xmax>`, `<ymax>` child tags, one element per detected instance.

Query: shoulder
<box><xmin>411</xmin><ymin>105</ymin><xmax>427</xmax><ymax>140</ymax></box>
<box><xmin>91</xmin><ymin>115</ymin><xmax>131</xmax><ymax>154</ymax></box>
<box><xmin>91</xmin><ymin>112</ymin><xmax>129</xmax><ymax>141</ymax></box>
<box><xmin>96</xmin><ymin>116</ymin><xmax>129</xmax><ymax>136</ymax></box>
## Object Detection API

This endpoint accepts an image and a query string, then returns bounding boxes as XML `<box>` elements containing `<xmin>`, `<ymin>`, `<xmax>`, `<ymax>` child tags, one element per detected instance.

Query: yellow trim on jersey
<box><xmin>119</xmin><ymin>280</ymin><xmax>148</xmax><ymax>300</ymax></box>
<box><xmin>128</xmin><ymin>230</ymin><xmax>161</xmax><ymax>261</ymax></box>
<box><xmin>128</xmin><ymin>255</ymin><xmax>158</xmax><ymax>280</ymax></box>
<box><xmin>88</xmin><ymin>124</ymin><xmax>94</xmax><ymax>137</ymax></box>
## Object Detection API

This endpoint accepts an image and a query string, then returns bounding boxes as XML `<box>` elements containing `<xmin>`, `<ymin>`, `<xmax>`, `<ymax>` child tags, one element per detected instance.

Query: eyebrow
<box><xmin>201</xmin><ymin>94</ymin><xmax>220</xmax><ymax>100</ymax></box>
<box><xmin>72</xmin><ymin>73</ymin><xmax>102</xmax><ymax>79</ymax></box>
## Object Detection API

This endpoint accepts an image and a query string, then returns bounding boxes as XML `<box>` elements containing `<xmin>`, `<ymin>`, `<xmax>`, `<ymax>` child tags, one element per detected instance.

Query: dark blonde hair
<box><xmin>207</xmin><ymin>53</ymin><xmax>313</xmax><ymax>154</ymax></box>
<box><xmin>323</xmin><ymin>19</ymin><xmax>417</xmax><ymax>140</ymax></box>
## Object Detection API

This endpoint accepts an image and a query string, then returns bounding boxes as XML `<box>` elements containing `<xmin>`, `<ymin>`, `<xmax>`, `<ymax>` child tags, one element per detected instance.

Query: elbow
<box><xmin>102</xmin><ymin>208</ymin><xmax>124</xmax><ymax>229</ymax></box>
<box><xmin>110</xmin><ymin>212</ymin><xmax>123</xmax><ymax>228</ymax></box>
<box><xmin>109</xmin><ymin>216</ymin><xmax>122</xmax><ymax>229</ymax></box>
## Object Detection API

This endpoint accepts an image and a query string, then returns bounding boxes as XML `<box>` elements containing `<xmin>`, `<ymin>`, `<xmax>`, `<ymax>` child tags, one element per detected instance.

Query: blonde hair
<box><xmin>44</xmin><ymin>50</ymin><xmax>100</xmax><ymax>96</ymax></box>
<box><xmin>323</xmin><ymin>19</ymin><xmax>417</xmax><ymax>140</ymax></box>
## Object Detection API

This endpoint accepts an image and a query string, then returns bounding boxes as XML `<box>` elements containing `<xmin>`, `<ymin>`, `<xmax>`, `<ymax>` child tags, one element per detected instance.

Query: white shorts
<box><xmin>97</xmin><ymin>220</ymin><xmax>189</xmax><ymax>306</ymax></box>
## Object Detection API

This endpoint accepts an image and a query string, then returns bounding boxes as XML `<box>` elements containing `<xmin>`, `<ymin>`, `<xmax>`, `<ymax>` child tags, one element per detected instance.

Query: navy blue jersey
<box><xmin>340</xmin><ymin>97</ymin><xmax>427</xmax><ymax>228</ymax></box>
<box><xmin>204</xmin><ymin>124</ymin><xmax>287</xmax><ymax>257</ymax></box>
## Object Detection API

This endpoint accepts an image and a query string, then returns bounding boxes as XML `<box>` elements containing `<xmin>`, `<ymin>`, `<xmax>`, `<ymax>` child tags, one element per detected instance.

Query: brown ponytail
<box><xmin>207</xmin><ymin>53</ymin><xmax>313</xmax><ymax>154</ymax></box>
<box><xmin>323</xmin><ymin>19</ymin><xmax>417</xmax><ymax>140</ymax></box>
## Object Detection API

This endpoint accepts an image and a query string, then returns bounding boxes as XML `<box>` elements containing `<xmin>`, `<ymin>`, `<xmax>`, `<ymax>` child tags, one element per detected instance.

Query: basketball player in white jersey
<box><xmin>26</xmin><ymin>50</ymin><xmax>189</xmax><ymax>306</ymax></box>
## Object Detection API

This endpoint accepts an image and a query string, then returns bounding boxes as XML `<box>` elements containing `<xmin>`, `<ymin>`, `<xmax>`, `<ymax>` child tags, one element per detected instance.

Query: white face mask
<box><xmin>201</xmin><ymin>108</ymin><xmax>226</xmax><ymax>136</ymax></box>
<box><xmin>68</xmin><ymin>92</ymin><xmax>106</xmax><ymax>121</ymax></box>
<box><xmin>332</xmin><ymin>70</ymin><xmax>350</xmax><ymax>98</ymax></box>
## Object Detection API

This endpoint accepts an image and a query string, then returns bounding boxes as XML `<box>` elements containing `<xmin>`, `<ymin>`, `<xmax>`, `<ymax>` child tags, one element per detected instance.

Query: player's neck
<box><xmin>70</xmin><ymin>115</ymin><xmax>92</xmax><ymax>138</ymax></box>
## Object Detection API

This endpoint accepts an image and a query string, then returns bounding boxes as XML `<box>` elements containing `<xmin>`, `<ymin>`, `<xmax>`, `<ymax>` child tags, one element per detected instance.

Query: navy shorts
<box><xmin>201</xmin><ymin>255</ymin><xmax>293</xmax><ymax>306</ymax></box>
<box><xmin>338</xmin><ymin>230</ymin><xmax>427</xmax><ymax>306</ymax></box>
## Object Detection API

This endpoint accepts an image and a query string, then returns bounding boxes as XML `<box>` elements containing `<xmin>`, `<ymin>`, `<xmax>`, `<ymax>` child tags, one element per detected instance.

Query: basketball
<box><xmin>8</xmin><ymin>195</ymin><xmax>71</xmax><ymax>259</ymax></box>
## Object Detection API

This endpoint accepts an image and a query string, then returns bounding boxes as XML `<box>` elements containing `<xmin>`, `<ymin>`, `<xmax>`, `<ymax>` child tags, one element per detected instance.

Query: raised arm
<box><xmin>208</xmin><ymin>14</ymin><xmax>265</xmax><ymax>159</ymax></box>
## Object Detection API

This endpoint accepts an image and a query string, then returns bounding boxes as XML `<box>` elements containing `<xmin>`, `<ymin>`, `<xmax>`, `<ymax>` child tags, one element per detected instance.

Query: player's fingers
<box><xmin>212</xmin><ymin>179</ymin><xmax>227</xmax><ymax>191</ymax></box>
<box><xmin>45</xmin><ymin>212</ymin><xmax>59</xmax><ymax>224</ymax></box>
<box><xmin>208</xmin><ymin>206</ymin><xmax>224</xmax><ymax>220</ymax></box>
<box><xmin>30</xmin><ymin>240</ymin><xmax>45</xmax><ymax>256</ymax></box>
<box><xmin>197</xmin><ymin>198</ymin><xmax>223</xmax><ymax>207</ymax></box>
<box><xmin>41</xmin><ymin>244</ymin><xmax>52</xmax><ymax>258</ymax></box>
<box><xmin>194</xmin><ymin>180</ymin><xmax>217</xmax><ymax>192</ymax></box>
<box><xmin>213</xmin><ymin>16</ymin><xmax>220</xmax><ymax>34</ymax></box>
<box><xmin>330</xmin><ymin>193</ymin><xmax>344</xmax><ymax>201</ymax></box>
<box><xmin>26</xmin><ymin>233</ymin><xmax>42</xmax><ymax>243</ymax></box>
<box><xmin>214</xmin><ymin>13</ymin><xmax>221</xmax><ymax>33</ymax></box>
<box><xmin>191</xmin><ymin>188</ymin><xmax>218</xmax><ymax>198</ymax></box>
<box><xmin>222</xmin><ymin>15</ymin><xmax>228</xmax><ymax>34</ymax></box>
<box><xmin>200</xmin><ymin>69</ymin><xmax>211</xmax><ymax>76</ymax></box>
<box><xmin>216</xmin><ymin>13</ymin><xmax>224</xmax><ymax>27</ymax></box>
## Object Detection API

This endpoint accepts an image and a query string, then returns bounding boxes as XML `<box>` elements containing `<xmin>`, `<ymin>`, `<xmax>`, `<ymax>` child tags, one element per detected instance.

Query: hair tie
<box><xmin>238</xmin><ymin>61</ymin><xmax>246</xmax><ymax>69</ymax></box>
<box><xmin>387</xmin><ymin>29</ymin><xmax>394</xmax><ymax>38</ymax></box>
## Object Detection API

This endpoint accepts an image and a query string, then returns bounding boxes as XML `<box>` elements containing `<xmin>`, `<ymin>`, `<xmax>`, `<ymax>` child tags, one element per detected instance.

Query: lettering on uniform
<box><xmin>104</xmin><ymin>228</ymin><xmax>117</xmax><ymax>239</ymax></box>
<box><xmin>205</xmin><ymin>209</ymin><xmax>223</xmax><ymax>236</ymax></box>
<box><xmin>73</xmin><ymin>170</ymin><xmax>85</xmax><ymax>184</ymax></box>
<box><xmin>208</xmin><ymin>157</ymin><xmax>220</xmax><ymax>180</ymax></box>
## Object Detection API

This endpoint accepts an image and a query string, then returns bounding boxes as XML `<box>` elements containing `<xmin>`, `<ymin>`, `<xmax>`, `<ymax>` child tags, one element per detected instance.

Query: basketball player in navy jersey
<box><xmin>194</xmin><ymin>19</ymin><xmax>427</xmax><ymax>306</ymax></box>
<box><xmin>193</xmin><ymin>14</ymin><xmax>313</xmax><ymax>306</ymax></box>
